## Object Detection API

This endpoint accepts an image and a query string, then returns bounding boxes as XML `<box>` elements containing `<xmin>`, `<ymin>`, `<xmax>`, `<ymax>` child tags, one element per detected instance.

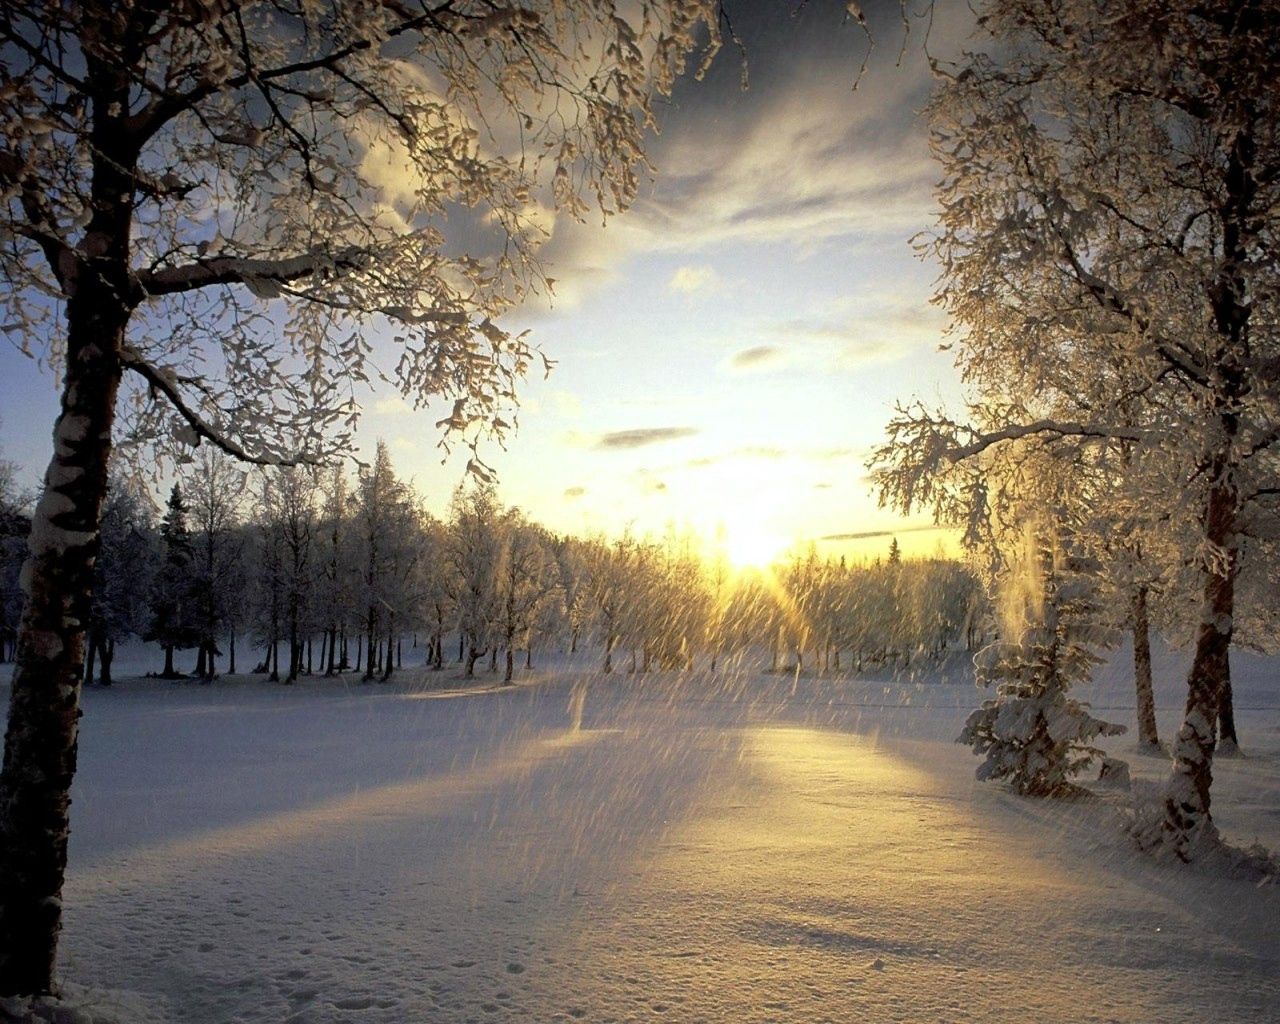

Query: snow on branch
<box><xmin>133</xmin><ymin>250</ymin><xmax>374</xmax><ymax>301</ymax></box>
<box><xmin>946</xmin><ymin>418</ymin><xmax>1142</xmax><ymax>463</ymax></box>
<box><xmin>120</xmin><ymin>349</ymin><xmax>312</xmax><ymax>468</ymax></box>
<box><xmin>870</xmin><ymin>400</ymin><xmax>1142</xmax><ymax>524</ymax></box>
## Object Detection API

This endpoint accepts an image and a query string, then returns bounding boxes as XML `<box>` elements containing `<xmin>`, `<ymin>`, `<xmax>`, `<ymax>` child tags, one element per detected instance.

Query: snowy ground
<box><xmin>3</xmin><ymin>642</ymin><xmax>1278</xmax><ymax>1023</ymax></box>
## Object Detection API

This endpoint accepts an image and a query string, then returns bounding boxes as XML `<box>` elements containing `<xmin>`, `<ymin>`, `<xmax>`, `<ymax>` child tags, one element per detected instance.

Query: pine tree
<box><xmin>146</xmin><ymin>485</ymin><xmax>200</xmax><ymax>678</ymax></box>
<box><xmin>960</xmin><ymin>522</ymin><xmax>1126</xmax><ymax>797</ymax></box>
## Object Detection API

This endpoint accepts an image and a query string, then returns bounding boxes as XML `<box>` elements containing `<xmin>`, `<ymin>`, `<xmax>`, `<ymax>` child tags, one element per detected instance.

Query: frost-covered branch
<box><xmin>120</xmin><ymin>349</ymin><xmax>311</xmax><ymax>467</ymax></box>
<box><xmin>947</xmin><ymin>418</ymin><xmax>1141</xmax><ymax>463</ymax></box>
<box><xmin>133</xmin><ymin>250</ymin><xmax>373</xmax><ymax>300</ymax></box>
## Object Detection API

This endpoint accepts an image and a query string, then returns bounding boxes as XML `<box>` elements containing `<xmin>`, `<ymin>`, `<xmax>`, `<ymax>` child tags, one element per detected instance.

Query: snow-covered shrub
<box><xmin>959</xmin><ymin>524</ymin><xmax>1125</xmax><ymax>797</ymax></box>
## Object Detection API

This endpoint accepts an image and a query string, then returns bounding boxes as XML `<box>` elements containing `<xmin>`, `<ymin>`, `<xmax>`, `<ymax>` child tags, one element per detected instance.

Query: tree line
<box><xmin>1</xmin><ymin>443</ymin><xmax>986</xmax><ymax>690</ymax></box>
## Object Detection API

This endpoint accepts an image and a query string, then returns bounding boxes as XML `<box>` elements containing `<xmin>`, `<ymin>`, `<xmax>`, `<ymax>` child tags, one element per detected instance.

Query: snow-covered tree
<box><xmin>84</xmin><ymin>479</ymin><xmax>152</xmax><ymax>687</ymax></box>
<box><xmin>551</xmin><ymin>535</ymin><xmax>590</xmax><ymax>656</ymax></box>
<box><xmin>583</xmin><ymin>535</ymin><xmax>629</xmax><ymax>674</ymax></box>
<box><xmin>353</xmin><ymin>443</ymin><xmax>419</xmax><ymax>681</ymax></box>
<box><xmin>267</xmin><ymin>467</ymin><xmax>317</xmax><ymax>683</ymax></box>
<box><xmin>960</xmin><ymin>519</ymin><xmax>1126</xmax><ymax>796</ymax></box>
<box><xmin>492</xmin><ymin>511</ymin><xmax>557</xmax><ymax>683</ymax></box>
<box><xmin>417</xmin><ymin>515</ymin><xmax>453</xmax><ymax>672</ymax></box>
<box><xmin>374</xmin><ymin>481</ymin><xmax>427</xmax><ymax>683</ymax></box>
<box><xmin>447</xmin><ymin>483</ymin><xmax>502</xmax><ymax>678</ymax></box>
<box><xmin>246</xmin><ymin>475</ymin><xmax>283</xmax><ymax>680</ymax></box>
<box><xmin>315</xmin><ymin>466</ymin><xmax>355</xmax><ymax>675</ymax></box>
<box><xmin>184</xmin><ymin>451</ymin><xmax>247</xmax><ymax>680</ymax></box>
<box><xmin>872</xmin><ymin>0</ymin><xmax>1280</xmax><ymax>860</ymax></box>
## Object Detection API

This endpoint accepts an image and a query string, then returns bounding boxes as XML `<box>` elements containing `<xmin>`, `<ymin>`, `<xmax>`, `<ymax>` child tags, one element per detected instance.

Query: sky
<box><xmin>0</xmin><ymin>0</ymin><xmax>973</xmax><ymax>568</ymax></box>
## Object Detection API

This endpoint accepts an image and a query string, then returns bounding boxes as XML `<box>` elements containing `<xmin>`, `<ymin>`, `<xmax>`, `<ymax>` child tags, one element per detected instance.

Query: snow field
<box><xmin>2</xmin><ymin>642</ymin><xmax>1276</xmax><ymax>1022</ymax></box>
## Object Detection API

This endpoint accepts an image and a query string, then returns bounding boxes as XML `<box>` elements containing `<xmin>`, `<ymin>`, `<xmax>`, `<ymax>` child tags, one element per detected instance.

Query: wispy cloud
<box><xmin>595</xmin><ymin>426</ymin><xmax>699</xmax><ymax>451</ymax></box>
<box><xmin>728</xmin><ymin>345</ymin><xmax>784</xmax><ymax>372</ymax></box>
<box><xmin>528</xmin><ymin>30</ymin><xmax>940</xmax><ymax>311</ymax></box>
<box><xmin>820</xmin><ymin>524</ymin><xmax>946</xmax><ymax>541</ymax></box>
<box><xmin>684</xmin><ymin>445</ymin><xmax>787</xmax><ymax>469</ymax></box>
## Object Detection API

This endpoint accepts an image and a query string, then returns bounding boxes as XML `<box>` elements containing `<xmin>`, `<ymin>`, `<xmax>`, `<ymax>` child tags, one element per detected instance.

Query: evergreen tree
<box><xmin>85</xmin><ymin>480</ymin><xmax>152</xmax><ymax>686</ymax></box>
<box><xmin>146</xmin><ymin>485</ymin><xmax>200</xmax><ymax>678</ymax></box>
<box><xmin>960</xmin><ymin>521</ymin><xmax>1125</xmax><ymax>796</ymax></box>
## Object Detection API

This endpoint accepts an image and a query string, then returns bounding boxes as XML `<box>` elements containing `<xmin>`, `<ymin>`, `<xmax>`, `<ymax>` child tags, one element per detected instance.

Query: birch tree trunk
<box><xmin>1131</xmin><ymin>586</ymin><xmax>1160</xmax><ymax>752</ymax></box>
<box><xmin>0</xmin><ymin>270</ymin><xmax>127</xmax><ymax>993</ymax></box>
<box><xmin>1217</xmin><ymin>655</ymin><xmax>1240</xmax><ymax>756</ymax></box>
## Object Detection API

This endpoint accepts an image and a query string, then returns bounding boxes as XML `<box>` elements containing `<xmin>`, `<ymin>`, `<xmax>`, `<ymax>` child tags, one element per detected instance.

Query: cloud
<box><xmin>728</xmin><ymin>345</ymin><xmax>784</xmax><ymax>372</ymax></box>
<box><xmin>524</xmin><ymin>18</ymin><xmax>944</xmax><ymax>312</ymax></box>
<box><xmin>738</xmin><ymin>300</ymin><xmax>946</xmax><ymax>374</ymax></box>
<box><xmin>595</xmin><ymin>426</ymin><xmax>698</xmax><ymax>450</ymax></box>
<box><xmin>564</xmin><ymin>486</ymin><xmax>586</xmax><ymax>499</ymax></box>
<box><xmin>669</xmin><ymin>265</ymin><xmax>719</xmax><ymax>294</ymax></box>
<box><xmin>683</xmin><ymin>445</ymin><xmax>787</xmax><ymax>469</ymax></box>
<box><xmin>820</xmin><ymin>524</ymin><xmax>945</xmax><ymax>542</ymax></box>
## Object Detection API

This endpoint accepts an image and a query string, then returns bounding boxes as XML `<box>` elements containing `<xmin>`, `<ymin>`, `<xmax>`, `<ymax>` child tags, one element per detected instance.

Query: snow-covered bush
<box><xmin>959</xmin><ymin>525</ymin><xmax>1125</xmax><ymax>797</ymax></box>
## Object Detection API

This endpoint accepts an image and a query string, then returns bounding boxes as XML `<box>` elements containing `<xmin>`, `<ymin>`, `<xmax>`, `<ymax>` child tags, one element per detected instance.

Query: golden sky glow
<box><xmin>0</xmin><ymin>2</ymin><xmax>971</xmax><ymax>561</ymax></box>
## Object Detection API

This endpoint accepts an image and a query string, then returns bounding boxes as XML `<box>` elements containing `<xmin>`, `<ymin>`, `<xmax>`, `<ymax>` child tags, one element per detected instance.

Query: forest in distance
<box><xmin>0</xmin><ymin>441</ymin><xmax>984</xmax><ymax>689</ymax></box>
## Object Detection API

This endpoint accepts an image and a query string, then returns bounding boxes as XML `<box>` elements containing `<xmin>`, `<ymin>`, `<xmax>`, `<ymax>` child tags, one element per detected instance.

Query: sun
<box><xmin>720</xmin><ymin>521</ymin><xmax>789</xmax><ymax>571</ymax></box>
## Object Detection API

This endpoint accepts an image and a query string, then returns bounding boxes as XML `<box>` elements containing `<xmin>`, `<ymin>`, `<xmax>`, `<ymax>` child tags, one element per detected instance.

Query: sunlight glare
<box><xmin>721</xmin><ymin>520</ymin><xmax>789</xmax><ymax>570</ymax></box>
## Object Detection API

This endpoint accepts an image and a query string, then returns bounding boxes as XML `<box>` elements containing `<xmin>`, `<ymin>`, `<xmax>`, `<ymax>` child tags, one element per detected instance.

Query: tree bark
<box><xmin>1217</xmin><ymin>653</ymin><xmax>1240</xmax><ymax>755</ymax></box>
<box><xmin>98</xmin><ymin>638</ymin><xmax>114</xmax><ymax>688</ymax></box>
<box><xmin>82</xmin><ymin>633</ymin><xmax>97</xmax><ymax>688</ymax></box>
<box><xmin>1159</xmin><ymin>479</ymin><xmax>1237</xmax><ymax>859</ymax></box>
<box><xmin>381</xmin><ymin>629</ymin><xmax>394</xmax><ymax>682</ymax></box>
<box><xmin>363</xmin><ymin>615</ymin><xmax>377</xmax><ymax>681</ymax></box>
<box><xmin>0</xmin><ymin>247</ymin><xmax>128</xmax><ymax>993</ymax></box>
<box><xmin>1132</xmin><ymin>586</ymin><xmax>1160</xmax><ymax>751</ymax></box>
<box><xmin>504</xmin><ymin>647</ymin><xmax>514</xmax><ymax>683</ymax></box>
